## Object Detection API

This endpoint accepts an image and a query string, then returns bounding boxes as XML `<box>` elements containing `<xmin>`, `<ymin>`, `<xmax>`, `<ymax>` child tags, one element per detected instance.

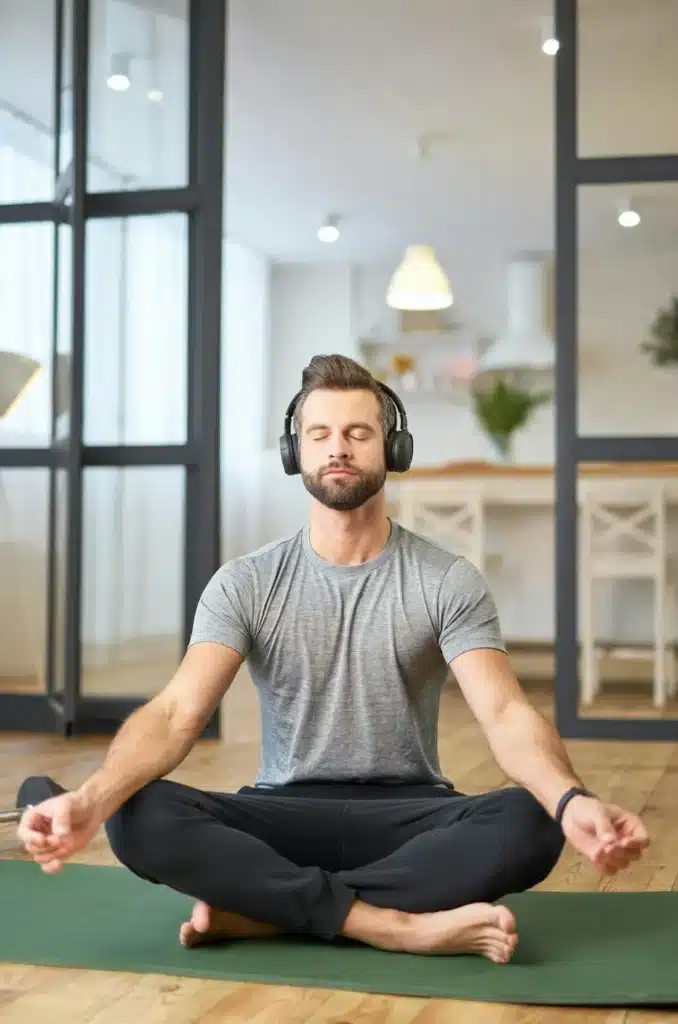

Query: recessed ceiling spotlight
<box><xmin>618</xmin><ymin>208</ymin><xmax>640</xmax><ymax>228</ymax></box>
<box><xmin>147</xmin><ymin>88</ymin><xmax>164</xmax><ymax>102</ymax></box>
<box><xmin>540</xmin><ymin>15</ymin><xmax>559</xmax><ymax>55</ymax></box>
<box><xmin>318</xmin><ymin>215</ymin><xmax>340</xmax><ymax>243</ymax></box>
<box><xmin>107</xmin><ymin>53</ymin><xmax>131</xmax><ymax>92</ymax></box>
<box><xmin>617</xmin><ymin>198</ymin><xmax>640</xmax><ymax>228</ymax></box>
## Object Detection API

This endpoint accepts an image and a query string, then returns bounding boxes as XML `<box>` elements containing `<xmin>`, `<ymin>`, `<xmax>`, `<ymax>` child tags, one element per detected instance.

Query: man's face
<box><xmin>298</xmin><ymin>389</ymin><xmax>387</xmax><ymax>511</ymax></box>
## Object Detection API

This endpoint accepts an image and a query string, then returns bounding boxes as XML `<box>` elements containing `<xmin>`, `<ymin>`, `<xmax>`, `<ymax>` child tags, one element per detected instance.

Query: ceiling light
<box><xmin>618</xmin><ymin>208</ymin><xmax>640</xmax><ymax>228</ymax></box>
<box><xmin>107</xmin><ymin>53</ymin><xmax>131</xmax><ymax>92</ymax></box>
<box><xmin>386</xmin><ymin>245</ymin><xmax>453</xmax><ymax>311</ymax></box>
<box><xmin>317</xmin><ymin>216</ymin><xmax>340</xmax><ymax>243</ymax></box>
<box><xmin>147</xmin><ymin>88</ymin><xmax>164</xmax><ymax>102</ymax></box>
<box><xmin>318</xmin><ymin>224</ymin><xmax>339</xmax><ymax>243</ymax></box>
<box><xmin>540</xmin><ymin>16</ymin><xmax>559</xmax><ymax>56</ymax></box>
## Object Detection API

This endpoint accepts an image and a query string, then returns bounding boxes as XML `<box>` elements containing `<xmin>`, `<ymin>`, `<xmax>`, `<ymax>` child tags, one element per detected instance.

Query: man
<box><xmin>19</xmin><ymin>354</ymin><xmax>649</xmax><ymax>964</ymax></box>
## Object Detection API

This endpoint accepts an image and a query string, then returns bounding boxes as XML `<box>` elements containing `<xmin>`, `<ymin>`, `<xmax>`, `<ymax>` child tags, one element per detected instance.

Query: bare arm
<box><xmin>78</xmin><ymin>642</ymin><xmax>244</xmax><ymax>821</ymax></box>
<box><xmin>450</xmin><ymin>648</ymin><xmax>585</xmax><ymax>818</ymax></box>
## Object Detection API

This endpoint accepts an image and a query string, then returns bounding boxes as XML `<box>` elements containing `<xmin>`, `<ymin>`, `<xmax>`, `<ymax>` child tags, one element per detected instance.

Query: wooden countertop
<box><xmin>394</xmin><ymin>461</ymin><xmax>678</xmax><ymax>480</ymax></box>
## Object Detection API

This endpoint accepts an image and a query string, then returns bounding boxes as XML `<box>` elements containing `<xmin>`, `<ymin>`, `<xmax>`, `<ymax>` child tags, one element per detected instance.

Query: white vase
<box><xmin>487</xmin><ymin>434</ymin><xmax>514</xmax><ymax>464</ymax></box>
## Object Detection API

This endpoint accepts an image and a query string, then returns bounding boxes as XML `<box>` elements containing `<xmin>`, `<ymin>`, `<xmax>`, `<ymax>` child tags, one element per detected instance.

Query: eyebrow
<box><xmin>304</xmin><ymin>421</ymin><xmax>376</xmax><ymax>434</ymax></box>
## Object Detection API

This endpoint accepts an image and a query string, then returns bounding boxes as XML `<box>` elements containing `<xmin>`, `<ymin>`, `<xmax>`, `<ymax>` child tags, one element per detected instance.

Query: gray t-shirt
<box><xmin>189</xmin><ymin>520</ymin><xmax>505</xmax><ymax>788</ymax></box>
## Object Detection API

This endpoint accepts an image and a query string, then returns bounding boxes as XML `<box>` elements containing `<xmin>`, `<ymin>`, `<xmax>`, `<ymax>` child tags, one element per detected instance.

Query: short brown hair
<box><xmin>294</xmin><ymin>354</ymin><xmax>396</xmax><ymax>437</ymax></box>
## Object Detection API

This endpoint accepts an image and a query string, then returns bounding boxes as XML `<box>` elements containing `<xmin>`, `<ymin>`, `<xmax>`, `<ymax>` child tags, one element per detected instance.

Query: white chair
<box><xmin>397</xmin><ymin>484</ymin><xmax>495</xmax><ymax>575</ymax></box>
<box><xmin>578</xmin><ymin>479</ymin><xmax>677</xmax><ymax>708</ymax></box>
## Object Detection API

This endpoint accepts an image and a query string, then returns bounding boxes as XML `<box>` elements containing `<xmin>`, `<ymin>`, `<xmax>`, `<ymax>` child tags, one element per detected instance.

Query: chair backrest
<box><xmin>400</xmin><ymin>487</ymin><xmax>486</xmax><ymax>572</ymax></box>
<box><xmin>578</xmin><ymin>479</ymin><xmax>667</xmax><ymax>569</ymax></box>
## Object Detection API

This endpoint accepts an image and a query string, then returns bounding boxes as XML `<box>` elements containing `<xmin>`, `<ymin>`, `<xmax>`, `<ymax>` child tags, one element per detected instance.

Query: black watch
<box><xmin>555</xmin><ymin>786</ymin><xmax>594</xmax><ymax>826</ymax></box>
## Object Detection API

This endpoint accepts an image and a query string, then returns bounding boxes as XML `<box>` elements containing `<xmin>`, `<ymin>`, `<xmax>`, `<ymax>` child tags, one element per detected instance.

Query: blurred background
<box><xmin>1</xmin><ymin>0</ymin><xmax>678</xmax><ymax>734</ymax></box>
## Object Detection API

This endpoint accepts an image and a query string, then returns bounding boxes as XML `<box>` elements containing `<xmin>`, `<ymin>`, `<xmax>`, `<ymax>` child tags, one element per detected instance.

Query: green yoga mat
<box><xmin>2</xmin><ymin>860</ymin><xmax>678</xmax><ymax>1006</ymax></box>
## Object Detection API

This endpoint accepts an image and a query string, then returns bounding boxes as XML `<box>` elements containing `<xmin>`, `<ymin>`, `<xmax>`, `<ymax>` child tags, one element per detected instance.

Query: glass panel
<box><xmin>81</xmin><ymin>467</ymin><xmax>185</xmax><ymax>697</ymax></box>
<box><xmin>0</xmin><ymin>470</ymin><xmax>49</xmax><ymax>694</ymax></box>
<box><xmin>0</xmin><ymin>0</ymin><xmax>56</xmax><ymax>201</ymax></box>
<box><xmin>84</xmin><ymin>215</ymin><xmax>188</xmax><ymax>444</ymax></box>
<box><xmin>87</xmin><ymin>0</ymin><xmax>189</xmax><ymax>191</ymax></box>
<box><xmin>59</xmin><ymin>0</ymin><xmax>73</xmax><ymax>174</ymax></box>
<box><xmin>577</xmin><ymin>0</ymin><xmax>678</xmax><ymax>158</ymax></box>
<box><xmin>0</xmin><ymin>223</ymin><xmax>54</xmax><ymax>447</ymax></box>
<box><xmin>49</xmin><ymin>468</ymin><xmax>69</xmax><ymax>696</ymax></box>
<box><xmin>577</xmin><ymin>182</ymin><xmax>678</xmax><ymax>438</ymax></box>
<box><xmin>576</xmin><ymin>462</ymin><xmax>678</xmax><ymax>719</ymax></box>
<box><xmin>55</xmin><ymin>222</ymin><xmax>73</xmax><ymax>442</ymax></box>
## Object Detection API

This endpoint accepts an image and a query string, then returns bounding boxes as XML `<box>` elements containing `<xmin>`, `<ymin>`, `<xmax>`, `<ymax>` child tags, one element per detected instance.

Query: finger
<box><xmin>597</xmin><ymin>846</ymin><xmax>636</xmax><ymax>872</ymax></box>
<box><xmin>31</xmin><ymin>849</ymin><xmax>66</xmax><ymax>865</ymax></box>
<box><xmin>18</xmin><ymin>826</ymin><xmax>54</xmax><ymax>847</ymax></box>
<box><xmin>17</xmin><ymin>813</ymin><xmax>52</xmax><ymax>839</ymax></box>
<box><xmin>620</xmin><ymin>836</ymin><xmax>647</xmax><ymax>853</ymax></box>
<box><xmin>40</xmin><ymin>859</ymin><xmax>63</xmax><ymax>874</ymax></box>
<box><xmin>25</xmin><ymin>832</ymin><xmax>62</xmax><ymax>848</ymax></box>
<box><xmin>52</xmin><ymin>806</ymin><xmax>71</xmax><ymax>838</ymax></box>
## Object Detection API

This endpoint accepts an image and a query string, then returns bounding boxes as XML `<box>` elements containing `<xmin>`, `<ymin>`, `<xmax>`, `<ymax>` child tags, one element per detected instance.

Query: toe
<box><xmin>190</xmin><ymin>901</ymin><xmax>211</xmax><ymax>934</ymax></box>
<box><xmin>495</xmin><ymin>905</ymin><xmax>516</xmax><ymax>934</ymax></box>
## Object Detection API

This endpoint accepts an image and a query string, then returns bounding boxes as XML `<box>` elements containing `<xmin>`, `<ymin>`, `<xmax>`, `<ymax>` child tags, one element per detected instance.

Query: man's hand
<box><xmin>17</xmin><ymin>790</ymin><xmax>103</xmax><ymax>874</ymax></box>
<box><xmin>560</xmin><ymin>795</ymin><xmax>650</xmax><ymax>874</ymax></box>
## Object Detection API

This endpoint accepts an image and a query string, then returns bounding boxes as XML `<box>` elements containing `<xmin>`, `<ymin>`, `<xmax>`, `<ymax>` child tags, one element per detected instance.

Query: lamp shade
<box><xmin>0</xmin><ymin>350</ymin><xmax>42</xmax><ymax>418</ymax></box>
<box><xmin>386</xmin><ymin>245</ymin><xmax>453</xmax><ymax>311</ymax></box>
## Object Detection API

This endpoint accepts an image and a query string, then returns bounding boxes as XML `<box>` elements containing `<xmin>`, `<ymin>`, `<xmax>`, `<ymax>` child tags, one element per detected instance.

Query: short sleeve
<box><xmin>188</xmin><ymin>559</ymin><xmax>255</xmax><ymax>657</ymax></box>
<box><xmin>437</xmin><ymin>556</ymin><xmax>506</xmax><ymax>664</ymax></box>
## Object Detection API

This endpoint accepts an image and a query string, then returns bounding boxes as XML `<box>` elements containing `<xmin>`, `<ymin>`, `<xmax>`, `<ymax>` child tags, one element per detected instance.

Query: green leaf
<box><xmin>472</xmin><ymin>378</ymin><xmax>551</xmax><ymax>442</ymax></box>
<box><xmin>642</xmin><ymin>296</ymin><xmax>678</xmax><ymax>366</ymax></box>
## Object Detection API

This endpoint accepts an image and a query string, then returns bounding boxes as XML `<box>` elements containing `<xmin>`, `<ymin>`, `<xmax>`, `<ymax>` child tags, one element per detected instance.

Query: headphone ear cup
<box><xmin>279</xmin><ymin>432</ymin><xmax>300</xmax><ymax>475</ymax></box>
<box><xmin>387</xmin><ymin>430</ymin><xmax>414</xmax><ymax>473</ymax></box>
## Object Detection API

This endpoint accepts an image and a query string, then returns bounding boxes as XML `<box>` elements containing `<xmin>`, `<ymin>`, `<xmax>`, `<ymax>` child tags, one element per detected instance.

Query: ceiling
<box><xmin>225</xmin><ymin>0</ymin><xmax>678</xmax><ymax>263</ymax></box>
<box><xmin>2</xmin><ymin>0</ymin><xmax>678</xmax><ymax>266</ymax></box>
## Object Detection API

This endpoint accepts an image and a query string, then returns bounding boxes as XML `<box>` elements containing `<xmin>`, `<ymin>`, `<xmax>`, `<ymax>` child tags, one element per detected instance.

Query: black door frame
<box><xmin>0</xmin><ymin>0</ymin><xmax>226</xmax><ymax>736</ymax></box>
<box><xmin>554</xmin><ymin>0</ymin><xmax>678</xmax><ymax>739</ymax></box>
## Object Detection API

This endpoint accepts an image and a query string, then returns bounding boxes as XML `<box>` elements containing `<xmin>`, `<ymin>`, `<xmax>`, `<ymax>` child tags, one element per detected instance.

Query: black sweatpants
<box><xmin>105</xmin><ymin>779</ymin><xmax>565</xmax><ymax>942</ymax></box>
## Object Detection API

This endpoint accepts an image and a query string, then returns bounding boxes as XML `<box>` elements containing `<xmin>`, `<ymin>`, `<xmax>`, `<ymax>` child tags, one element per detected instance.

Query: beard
<box><xmin>301</xmin><ymin>463</ymin><xmax>386</xmax><ymax>511</ymax></box>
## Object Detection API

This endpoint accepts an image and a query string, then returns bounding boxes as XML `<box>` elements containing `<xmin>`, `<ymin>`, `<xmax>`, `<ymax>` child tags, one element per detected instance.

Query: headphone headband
<box><xmin>284</xmin><ymin>381</ymin><xmax>408</xmax><ymax>434</ymax></box>
<box><xmin>280</xmin><ymin>381</ymin><xmax>413</xmax><ymax>475</ymax></box>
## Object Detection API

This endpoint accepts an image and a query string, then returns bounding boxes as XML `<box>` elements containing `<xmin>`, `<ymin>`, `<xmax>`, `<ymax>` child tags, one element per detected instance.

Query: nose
<box><xmin>328</xmin><ymin>432</ymin><xmax>351</xmax><ymax>461</ymax></box>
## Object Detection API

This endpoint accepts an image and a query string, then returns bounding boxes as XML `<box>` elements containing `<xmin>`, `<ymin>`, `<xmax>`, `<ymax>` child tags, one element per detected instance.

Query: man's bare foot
<box><xmin>407</xmin><ymin>903</ymin><xmax>517</xmax><ymax>963</ymax></box>
<box><xmin>179</xmin><ymin>901</ymin><xmax>281</xmax><ymax>948</ymax></box>
<box><xmin>341</xmin><ymin>899</ymin><xmax>517</xmax><ymax>963</ymax></box>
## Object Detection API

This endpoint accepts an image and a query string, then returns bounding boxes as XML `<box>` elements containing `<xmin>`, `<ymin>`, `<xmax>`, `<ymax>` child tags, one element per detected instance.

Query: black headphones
<box><xmin>279</xmin><ymin>381</ymin><xmax>414</xmax><ymax>476</ymax></box>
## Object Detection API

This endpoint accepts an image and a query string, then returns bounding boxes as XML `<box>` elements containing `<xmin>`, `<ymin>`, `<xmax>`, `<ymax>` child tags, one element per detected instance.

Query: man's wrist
<box><xmin>77</xmin><ymin>773</ymin><xmax>121</xmax><ymax>823</ymax></box>
<box><xmin>554</xmin><ymin>785</ymin><xmax>595</xmax><ymax>826</ymax></box>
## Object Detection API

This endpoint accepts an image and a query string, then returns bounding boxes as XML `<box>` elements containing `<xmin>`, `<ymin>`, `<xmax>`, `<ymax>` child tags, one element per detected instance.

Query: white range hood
<box><xmin>477</xmin><ymin>256</ymin><xmax>554</xmax><ymax>372</ymax></box>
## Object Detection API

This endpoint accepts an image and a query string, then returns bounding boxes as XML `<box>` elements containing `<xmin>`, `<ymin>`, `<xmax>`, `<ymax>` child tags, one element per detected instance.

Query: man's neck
<box><xmin>308</xmin><ymin>497</ymin><xmax>392</xmax><ymax>566</ymax></box>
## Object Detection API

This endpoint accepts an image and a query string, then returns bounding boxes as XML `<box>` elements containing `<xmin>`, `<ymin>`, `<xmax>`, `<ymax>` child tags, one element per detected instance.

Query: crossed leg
<box><xmin>105</xmin><ymin>780</ymin><xmax>564</xmax><ymax>961</ymax></box>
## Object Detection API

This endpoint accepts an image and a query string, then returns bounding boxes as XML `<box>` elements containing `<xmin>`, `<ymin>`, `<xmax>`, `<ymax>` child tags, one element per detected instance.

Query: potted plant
<box><xmin>472</xmin><ymin>377</ymin><xmax>551</xmax><ymax>461</ymax></box>
<box><xmin>641</xmin><ymin>296</ymin><xmax>678</xmax><ymax>366</ymax></box>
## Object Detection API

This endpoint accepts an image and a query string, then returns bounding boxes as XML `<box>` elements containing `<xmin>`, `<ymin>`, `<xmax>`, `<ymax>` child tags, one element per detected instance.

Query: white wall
<box><xmin>222</xmin><ymin>238</ymin><xmax>271</xmax><ymax>560</ymax></box>
<box><xmin>266</xmin><ymin>264</ymin><xmax>355</xmax><ymax>448</ymax></box>
<box><xmin>259</xmin><ymin>264</ymin><xmax>355</xmax><ymax>539</ymax></box>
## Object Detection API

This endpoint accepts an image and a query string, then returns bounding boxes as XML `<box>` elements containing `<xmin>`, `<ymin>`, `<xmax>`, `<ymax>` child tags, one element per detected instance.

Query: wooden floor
<box><xmin>2</xmin><ymin>669</ymin><xmax>678</xmax><ymax>1022</ymax></box>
